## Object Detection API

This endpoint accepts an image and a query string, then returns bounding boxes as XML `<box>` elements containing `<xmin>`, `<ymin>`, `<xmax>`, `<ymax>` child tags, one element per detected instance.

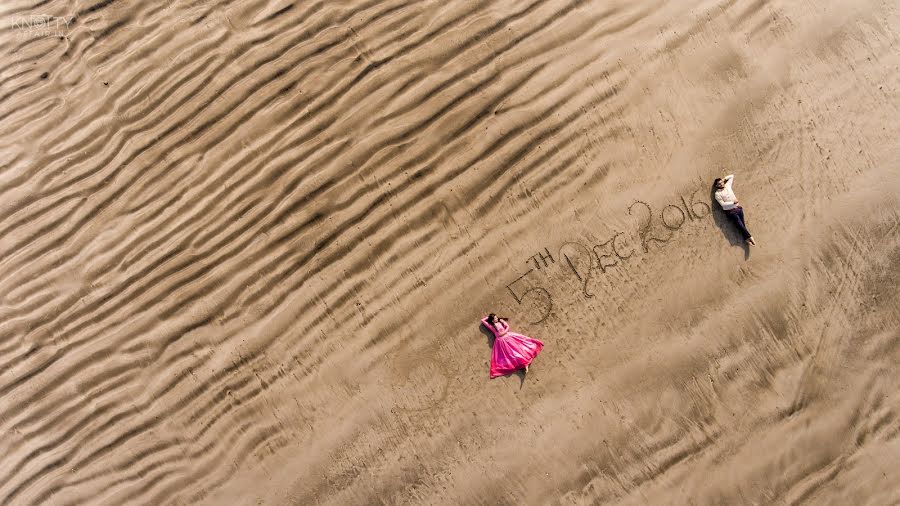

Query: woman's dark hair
<box><xmin>713</xmin><ymin>178</ymin><xmax>723</xmax><ymax>187</ymax></box>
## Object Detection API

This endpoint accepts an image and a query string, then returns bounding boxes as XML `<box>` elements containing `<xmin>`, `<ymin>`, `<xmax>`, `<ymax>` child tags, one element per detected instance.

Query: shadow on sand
<box><xmin>480</xmin><ymin>322</ymin><xmax>527</xmax><ymax>388</ymax></box>
<box><xmin>709</xmin><ymin>184</ymin><xmax>750</xmax><ymax>260</ymax></box>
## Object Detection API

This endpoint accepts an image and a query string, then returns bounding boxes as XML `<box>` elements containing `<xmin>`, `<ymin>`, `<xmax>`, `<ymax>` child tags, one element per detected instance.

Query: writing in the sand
<box><xmin>506</xmin><ymin>185</ymin><xmax>711</xmax><ymax>323</ymax></box>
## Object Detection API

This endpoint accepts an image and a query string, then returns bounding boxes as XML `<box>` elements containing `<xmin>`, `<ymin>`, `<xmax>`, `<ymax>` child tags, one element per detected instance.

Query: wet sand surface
<box><xmin>1</xmin><ymin>0</ymin><xmax>899</xmax><ymax>504</ymax></box>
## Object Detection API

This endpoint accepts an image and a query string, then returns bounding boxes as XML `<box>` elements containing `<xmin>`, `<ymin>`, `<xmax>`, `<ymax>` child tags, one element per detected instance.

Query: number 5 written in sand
<box><xmin>506</xmin><ymin>272</ymin><xmax>553</xmax><ymax>324</ymax></box>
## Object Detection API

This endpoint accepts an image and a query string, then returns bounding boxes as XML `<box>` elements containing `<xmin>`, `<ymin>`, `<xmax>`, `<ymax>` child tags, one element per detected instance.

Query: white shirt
<box><xmin>714</xmin><ymin>174</ymin><xmax>739</xmax><ymax>211</ymax></box>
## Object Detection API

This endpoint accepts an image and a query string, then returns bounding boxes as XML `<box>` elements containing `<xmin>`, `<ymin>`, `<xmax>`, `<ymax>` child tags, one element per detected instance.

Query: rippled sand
<box><xmin>1</xmin><ymin>0</ymin><xmax>898</xmax><ymax>504</ymax></box>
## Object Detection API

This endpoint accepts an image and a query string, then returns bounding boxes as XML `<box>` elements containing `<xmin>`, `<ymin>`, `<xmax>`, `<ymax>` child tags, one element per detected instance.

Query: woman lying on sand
<box><xmin>482</xmin><ymin>313</ymin><xmax>544</xmax><ymax>378</ymax></box>
<box><xmin>714</xmin><ymin>174</ymin><xmax>756</xmax><ymax>245</ymax></box>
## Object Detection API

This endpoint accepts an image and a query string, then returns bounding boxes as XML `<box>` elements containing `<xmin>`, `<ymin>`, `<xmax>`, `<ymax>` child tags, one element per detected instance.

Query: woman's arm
<box><xmin>724</xmin><ymin>174</ymin><xmax>734</xmax><ymax>190</ymax></box>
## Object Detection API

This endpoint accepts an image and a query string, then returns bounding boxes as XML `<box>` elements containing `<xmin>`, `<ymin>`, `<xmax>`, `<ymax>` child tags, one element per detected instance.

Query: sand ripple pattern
<box><xmin>1</xmin><ymin>0</ymin><xmax>899</xmax><ymax>504</ymax></box>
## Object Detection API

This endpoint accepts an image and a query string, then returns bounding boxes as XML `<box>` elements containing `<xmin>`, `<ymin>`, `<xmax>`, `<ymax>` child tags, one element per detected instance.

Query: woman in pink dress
<box><xmin>481</xmin><ymin>313</ymin><xmax>544</xmax><ymax>378</ymax></box>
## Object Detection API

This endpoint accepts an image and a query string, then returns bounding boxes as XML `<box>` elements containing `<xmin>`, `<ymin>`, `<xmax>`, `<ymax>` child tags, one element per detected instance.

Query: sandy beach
<box><xmin>1</xmin><ymin>0</ymin><xmax>898</xmax><ymax>504</ymax></box>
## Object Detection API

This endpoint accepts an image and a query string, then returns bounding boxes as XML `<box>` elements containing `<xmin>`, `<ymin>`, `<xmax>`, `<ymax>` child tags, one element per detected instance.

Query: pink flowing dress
<box><xmin>482</xmin><ymin>316</ymin><xmax>544</xmax><ymax>378</ymax></box>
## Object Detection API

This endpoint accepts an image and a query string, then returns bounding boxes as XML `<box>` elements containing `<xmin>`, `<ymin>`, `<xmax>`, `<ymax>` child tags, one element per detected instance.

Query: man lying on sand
<box><xmin>714</xmin><ymin>174</ymin><xmax>756</xmax><ymax>246</ymax></box>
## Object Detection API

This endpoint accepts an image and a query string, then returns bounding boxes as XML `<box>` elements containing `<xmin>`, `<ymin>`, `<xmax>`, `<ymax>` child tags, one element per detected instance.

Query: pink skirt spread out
<box><xmin>481</xmin><ymin>316</ymin><xmax>544</xmax><ymax>378</ymax></box>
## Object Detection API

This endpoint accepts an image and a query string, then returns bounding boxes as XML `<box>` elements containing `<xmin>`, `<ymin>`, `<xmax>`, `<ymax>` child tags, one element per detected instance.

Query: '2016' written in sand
<box><xmin>506</xmin><ymin>185</ymin><xmax>711</xmax><ymax>323</ymax></box>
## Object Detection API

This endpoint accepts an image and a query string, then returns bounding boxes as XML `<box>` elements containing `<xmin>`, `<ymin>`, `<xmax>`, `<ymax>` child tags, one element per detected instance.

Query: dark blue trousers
<box><xmin>725</xmin><ymin>207</ymin><xmax>752</xmax><ymax>240</ymax></box>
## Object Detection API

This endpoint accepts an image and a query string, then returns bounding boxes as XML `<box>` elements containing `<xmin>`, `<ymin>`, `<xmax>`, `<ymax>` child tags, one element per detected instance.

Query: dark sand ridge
<box><xmin>1</xmin><ymin>0</ymin><xmax>898</xmax><ymax>504</ymax></box>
